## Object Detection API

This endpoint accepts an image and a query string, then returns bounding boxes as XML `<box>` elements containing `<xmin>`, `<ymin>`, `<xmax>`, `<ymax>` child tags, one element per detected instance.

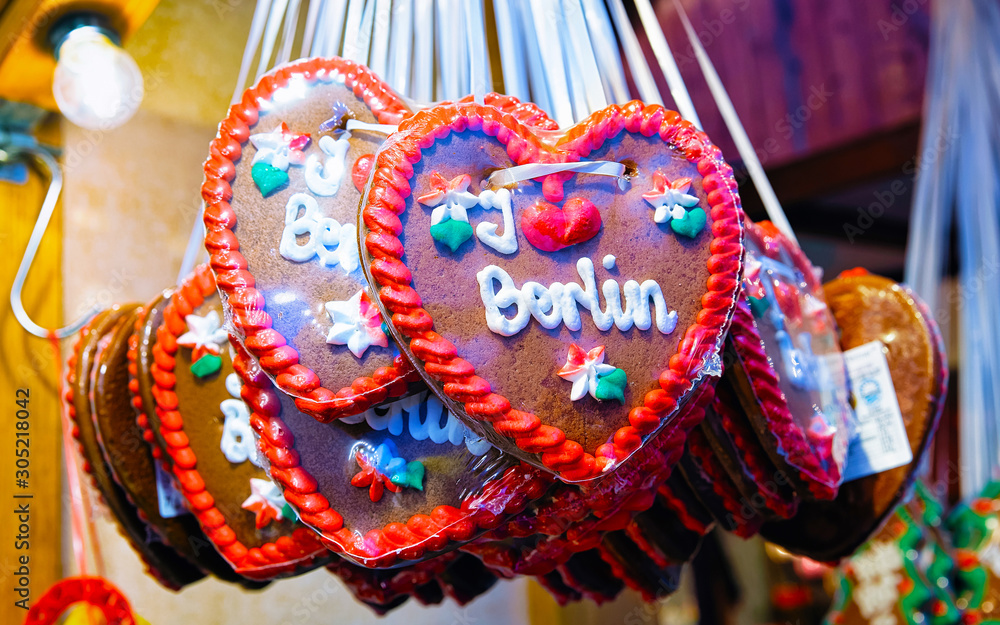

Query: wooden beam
<box><xmin>0</xmin><ymin>129</ymin><xmax>63</xmax><ymax>621</ymax></box>
<box><xmin>737</xmin><ymin>120</ymin><xmax>922</xmax><ymax>226</ymax></box>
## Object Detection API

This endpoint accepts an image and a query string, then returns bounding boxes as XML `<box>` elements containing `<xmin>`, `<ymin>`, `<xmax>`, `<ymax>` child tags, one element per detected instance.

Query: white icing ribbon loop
<box><xmin>487</xmin><ymin>161</ymin><xmax>628</xmax><ymax>190</ymax></box>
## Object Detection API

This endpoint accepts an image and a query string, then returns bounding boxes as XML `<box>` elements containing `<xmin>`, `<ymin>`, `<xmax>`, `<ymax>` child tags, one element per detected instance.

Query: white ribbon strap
<box><xmin>487</xmin><ymin>161</ymin><xmax>627</xmax><ymax>189</ymax></box>
<box><xmin>345</xmin><ymin>119</ymin><xmax>399</xmax><ymax>135</ymax></box>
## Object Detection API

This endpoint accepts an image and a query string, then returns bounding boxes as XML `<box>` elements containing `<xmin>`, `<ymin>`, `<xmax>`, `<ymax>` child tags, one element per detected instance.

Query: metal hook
<box><xmin>7</xmin><ymin>139</ymin><xmax>100</xmax><ymax>339</ymax></box>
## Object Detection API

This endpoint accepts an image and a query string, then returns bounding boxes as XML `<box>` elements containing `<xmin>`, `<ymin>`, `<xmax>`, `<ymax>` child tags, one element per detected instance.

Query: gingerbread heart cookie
<box><xmin>66</xmin><ymin>306</ymin><xmax>206</xmax><ymax>590</ymax></box>
<box><xmin>147</xmin><ymin>265</ymin><xmax>329</xmax><ymax>579</ymax></box>
<box><xmin>724</xmin><ymin>220</ymin><xmax>853</xmax><ymax>499</ymax></box>
<box><xmin>235</xmin><ymin>338</ymin><xmax>551</xmax><ymax>567</ymax></box>
<box><xmin>202</xmin><ymin>57</ymin><xmax>561</xmax><ymax>424</ymax></box>
<box><xmin>361</xmin><ymin>100</ymin><xmax>743</xmax><ymax>482</ymax></box>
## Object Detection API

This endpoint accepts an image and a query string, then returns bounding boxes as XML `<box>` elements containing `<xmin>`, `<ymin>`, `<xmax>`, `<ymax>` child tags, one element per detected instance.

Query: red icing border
<box><xmin>150</xmin><ymin>265</ymin><xmax>328</xmax><ymax>579</ymax></box>
<box><xmin>201</xmin><ymin>57</ymin><xmax>559</xmax><ymax>424</ymax></box>
<box><xmin>362</xmin><ymin>100</ymin><xmax>743</xmax><ymax>481</ymax></box>
<box><xmin>236</xmin><ymin>340</ymin><xmax>551</xmax><ymax>567</ymax></box>
<box><xmin>127</xmin><ymin>302</ymin><xmax>167</xmax><ymax>462</ymax></box>
<box><xmin>727</xmin><ymin>295</ymin><xmax>837</xmax><ymax>499</ymax></box>
<box><xmin>66</xmin><ymin>309</ymin><xmax>188</xmax><ymax>591</ymax></box>
<box><xmin>325</xmin><ymin>552</ymin><xmax>455</xmax><ymax>605</ymax></box>
<box><xmin>686</xmin><ymin>427</ymin><xmax>760</xmax><ymax>538</ymax></box>
<box><xmin>711</xmin><ymin>387</ymin><xmax>797</xmax><ymax>518</ymax></box>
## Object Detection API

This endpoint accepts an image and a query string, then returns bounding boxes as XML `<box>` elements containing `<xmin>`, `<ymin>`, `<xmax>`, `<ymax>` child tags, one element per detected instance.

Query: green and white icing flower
<box><xmin>177</xmin><ymin>310</ymin><xmax>229</xmax><ymax>378</ymax></box>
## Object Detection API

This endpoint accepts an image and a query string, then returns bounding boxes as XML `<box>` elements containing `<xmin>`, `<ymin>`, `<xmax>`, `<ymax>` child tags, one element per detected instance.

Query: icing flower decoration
<box><xmin>250</xmin><ymin>122</ymin><xmax>311</xmax><ymax>169</ymax></box>
<box><xmin>248</xmin><ymin>122</ymin><xmax>311</xmax><ymax>196</ymax></box>
<box><xmin>418</xmin><ymin>172</ymin><xmax>481</xmax><ymax>252</ymax></box>
<box><xmin>642</xmin><ymin>170</ymin><xmax>706</xmax><ymax>238</ymax></box>
<box><xmin>557</xmin><ymin>344</ymin><xmax>628</xmax><ymax>403</ymax></box>
<box><xmin>351</xmin><ymin>440</ymin><xmax>425</xmax><ymax>502</ymax></box>
<box><xmin>177</xmin><ymin>310</ymin><xmax>229</xmax><ymax>378</ymax></box>
<box><xmin>324</xmin><ymin>289</ymin><xmax>389</xmax><ymax>358</ymax></box>
<box><xmin>241</xmin><ymin>478</ymin><xmax>294</xmax><ymax>529</ymax></box>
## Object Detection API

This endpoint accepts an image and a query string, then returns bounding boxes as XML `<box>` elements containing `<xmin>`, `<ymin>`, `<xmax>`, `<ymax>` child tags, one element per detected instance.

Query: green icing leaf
<box><xmin>389</xmin><ymin>460</ymin><xmax>425</xmax><ymax>491</ymax></box>
<box><xmin>594</xmin><ymin>368</ymin><xmax>627</xmax><ymax>403</ymax></box>
<box><xmin>251</xmin><ymin>162</ymin><xmax>289</xmax><ymax>197</ymax></box>
<box><xmin>430</xmin><ymin>219</ymin><xmax>474</xmax><ymax>252</ymax></box>
<box><xmin>190</xmin><ymin>354</ymin><xmax>222</xmax><ymax>379</ymax></box>
<box><xmin>281</xmin><ymin>503</ymin><xmax>298</xmax><ymax>522</ymax></box>
<box><xmin>748</xmin><ymin>294</ymin><xmax>770</xmax><ymax>318</ymax></box>
<box><xmin>670</xmin><ymin>207</ymin><xmax>707</xmax><ymax>239</ymax></box>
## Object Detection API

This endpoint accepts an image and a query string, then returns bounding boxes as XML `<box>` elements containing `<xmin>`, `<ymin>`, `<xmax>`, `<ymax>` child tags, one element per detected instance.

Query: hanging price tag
<box><xmin>841</xmin><ymin>341</ymin><xmax>913</xmax><ymax>482</ymax></box>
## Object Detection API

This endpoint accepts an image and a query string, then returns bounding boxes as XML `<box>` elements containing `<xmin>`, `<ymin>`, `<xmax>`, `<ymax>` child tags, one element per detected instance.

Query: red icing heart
<box><xmin>521</xmin><ymin>197</ymin><xmax>602</xmax><ymax>252</ymax></box>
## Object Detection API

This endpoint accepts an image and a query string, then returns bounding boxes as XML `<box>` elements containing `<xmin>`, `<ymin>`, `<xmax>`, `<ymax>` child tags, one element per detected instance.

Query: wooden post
<box><xmin>0</xmin><ymin>136</ymin><xmax>63</xmax><ymax>622</ymax></box>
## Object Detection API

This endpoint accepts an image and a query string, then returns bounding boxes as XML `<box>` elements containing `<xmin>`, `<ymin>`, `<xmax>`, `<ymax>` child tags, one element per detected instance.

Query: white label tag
<box><xmin>841</xmin><ymin>340</ymin><xmax>913</xmax><ymax>482</ymax></box>
<box><xmin>156</xmin><ymin>463</ymin><xmax>189</xmax><ymax>518</ymax></box>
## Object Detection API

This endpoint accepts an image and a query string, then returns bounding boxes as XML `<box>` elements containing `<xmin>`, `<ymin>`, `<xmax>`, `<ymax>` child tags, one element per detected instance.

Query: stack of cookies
<box><xmin>63</xmin><ymin>57</ymin><xmax>947</xmax><ymax>613</ymax></box>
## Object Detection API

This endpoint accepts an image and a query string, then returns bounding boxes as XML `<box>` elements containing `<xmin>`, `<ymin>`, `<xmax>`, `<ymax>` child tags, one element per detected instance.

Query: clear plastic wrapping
<box><xmin>201</xmin><ymin>57</ymin><xmax>559</xmax><ymax>425</ymax></box>
<box><xmin>359</xmin><ymin>97</ymin><xmax>745</xmax><ymax>483</ymax></box>
<box><xmin>725</xmin><ymin>219</ymin><xmax>854</xmax><ymax>499</ymax></box>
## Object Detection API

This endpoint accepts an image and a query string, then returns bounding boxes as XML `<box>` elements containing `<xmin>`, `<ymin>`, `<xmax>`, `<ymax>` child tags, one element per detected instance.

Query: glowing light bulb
<box><xmin>51</xmin><ymin>23</ymin><xmax>143</xmax><ymax>130</ymax></box>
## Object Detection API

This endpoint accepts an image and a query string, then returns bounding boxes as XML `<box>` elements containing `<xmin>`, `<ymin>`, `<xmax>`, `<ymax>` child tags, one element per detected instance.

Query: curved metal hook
<box><xmin>8</xmin><ymin>143</ymin><xmax>100</xmax><ymax>339</ymax></box>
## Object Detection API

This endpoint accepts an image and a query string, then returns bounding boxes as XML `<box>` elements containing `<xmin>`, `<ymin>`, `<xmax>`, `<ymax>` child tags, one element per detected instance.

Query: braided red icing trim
<box><xmin>65</xmin><ymin>310</ymin><xmax>187</xmax><ymax>591</ymax></box>
<box><xmin>711</xmin><ymin>387</ymin><xmax>797</xmax><ymax>518</ymax></box>
<box><xmin>656</xmin><ymin>479</ymin><xmax>713</xmax><ymax>536</ymax></box>
<box><xmin>362</xmin><ymin>100</ymin><xmax>742</xmax><ymax>481</ymax></box>
<box><xmin>460</xmin><ymin>383</ymin><xmax>715</xmax><ymax>580</ymax></box>
<box><xmin>236</xmin><ymin>343</ymin><xmax>551</xmax><ymax>567</ymax></box>
<box><xmin>686</xmin><ymin>427</ymin><xmax>759</xmax><ymax>539</ymax></box>
<box><xmin>325</xmin><ymin>552</ymin><xmax>455</xmax><ymax>605</ymax></box>
<box><xmin>727</xmin><ymin>296</ymin><xmax>837</xmax><ymax>499</ymax></box>
<box><xmin>127</xmin><ymin>305</ymin><xmax>166</xmax><ymax>462</ymax></box>
<box><xmin>595</xmin><ymin>541</ymin><xmax>661</xmax><ymax>602</ymax></box>
<box><xmin>150</xmin><ymin>264</ymin><xmax>328</xmax><ymax>579</ymax></box>
<box><xmin>555</xmin><ymin>555</ymin><xmax>621</xmax><ymax>605</ymax></box>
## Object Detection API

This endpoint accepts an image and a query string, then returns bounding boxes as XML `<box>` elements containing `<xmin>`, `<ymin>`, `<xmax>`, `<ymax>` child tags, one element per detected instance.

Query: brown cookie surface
<box><xmin>67</xmin><ymin>306</ymin><xmax>204</xmax><ymax>591</ymax></box>
<box><xmin>362</xmin><ymin>101</ymin><xmax>744</xmax><ymax>481</ymax></box>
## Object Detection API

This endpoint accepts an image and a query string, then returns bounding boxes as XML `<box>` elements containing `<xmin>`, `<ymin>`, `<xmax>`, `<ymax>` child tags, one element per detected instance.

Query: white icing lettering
<box><xmin>304</xmin><ymin>133</ymin><xmax>351</xmax><ymax>196</ymax></box>
<box><xmin>477</xmin><ymin>258</ymin><xmax>678</xmax><ymax>337</ymax></box>
<box><xmin>279</xmin><ymin>192</ymin><xmax>360</xmax><ymax>273</ymax></box>
<box><xmin>220</xmin><ymin>373</ymin><xmax>265</xmax><ymax>468</ymax></box>
<box><xmin>340</xmin><ymin>392</ymin><xmax>487</xmax><ymax>455</ymax></box>
<box><xmin>475</xmin><ymin>188</ymin><xmax>518</xmax><ymax>254</ymax></box>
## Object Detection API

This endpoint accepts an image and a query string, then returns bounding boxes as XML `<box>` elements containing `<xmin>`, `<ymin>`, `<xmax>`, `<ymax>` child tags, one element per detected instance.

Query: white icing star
<box><xmin>324</xmin><ymin>290</ymin><xmax>389</xmax><ymax>358</ymax></box>
<box><xmin>177</xmin><ymin>310</ymin><xmax>229</xmax><ymax>358</ymax></box>
<box><xmin>241</xmin><ymin>478</ymin><xmax>289</xmax><ymax>528</ymax></box>
<box><xmin>417</xmin><ymin>172</ymin><xmax>481</xmax><ymax>226</ymax></box>
<box><xmin>642</xmin><ymin>170</ymin><xmax>700</xmax><ymax>224</ymax></box>
<box><xmin>557</xmin><ymin>344</ymin><xmax>616</xmax><ymax>401</ymax></box>
<box><xmin>249</xmin><ymin>122</ymin><xmax>310</xmax><ymax>170</ymax></box>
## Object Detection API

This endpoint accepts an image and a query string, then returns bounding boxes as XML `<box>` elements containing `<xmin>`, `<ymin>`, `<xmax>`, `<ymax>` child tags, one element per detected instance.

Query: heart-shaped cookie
<box><xmin>146</xmin><ymin>265</ymin><xmax>330</xmax><ymax>579</ymax></box>
<box><xmin>66</xmin><ymin>306</ymin><xmax>209</xmax><ymax>591</ymax></box>
<box><xmin>361</xmin><ymin>101</ymin><xmax>743</xmax><ymax>481</ymax></box>
<box><xmin>235</xmin><ymin>339</ymin><xmax>551</xmax><ymax>567</ymax></box>
<box><xmin>724</xmin><ymin>220</ymin><xmax>853</xmax><ymax>500</ymax></box>
<box><xmin>202</xmin><ymin>58</ymin><xmax>563</xmax><ymax>424</ymax></box>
